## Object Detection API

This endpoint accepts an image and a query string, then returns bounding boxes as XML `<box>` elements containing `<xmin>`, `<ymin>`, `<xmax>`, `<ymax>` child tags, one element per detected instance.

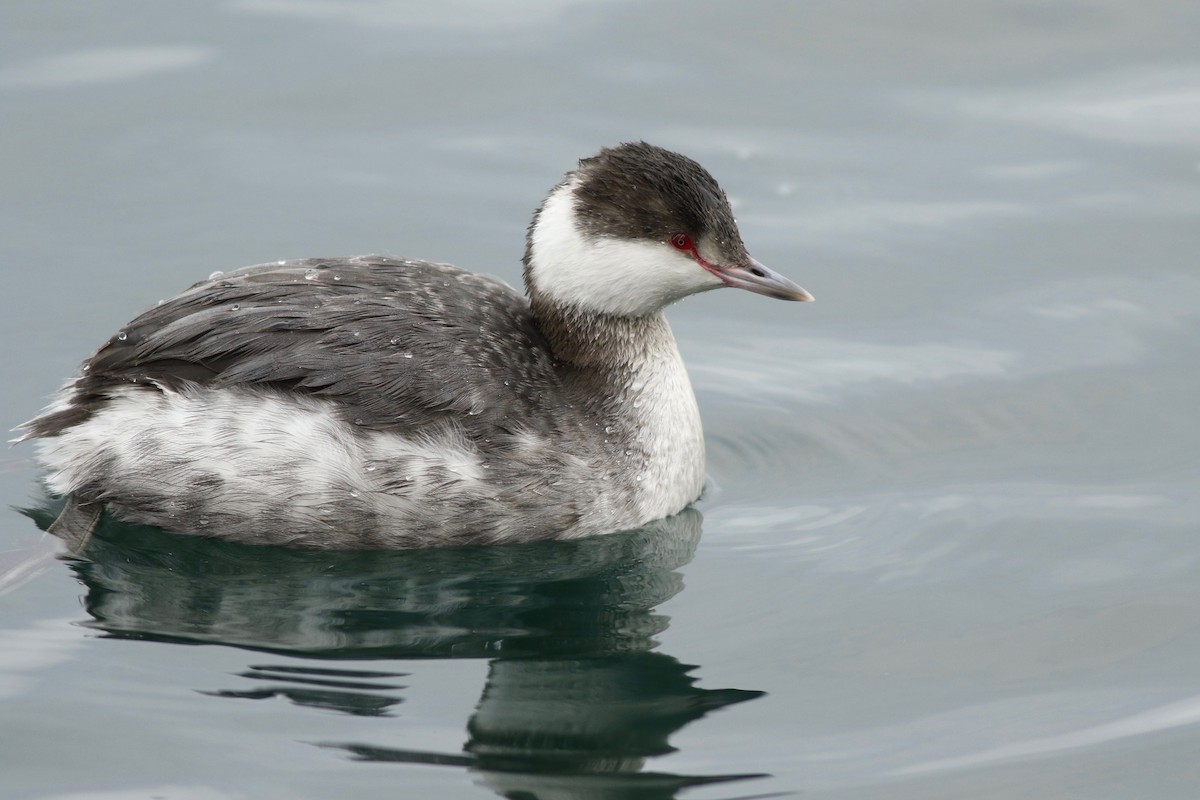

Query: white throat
<box><xmin>527</xmin><ymin>180</ymin><xmax>723</xmax><ymax>317</ymax></box>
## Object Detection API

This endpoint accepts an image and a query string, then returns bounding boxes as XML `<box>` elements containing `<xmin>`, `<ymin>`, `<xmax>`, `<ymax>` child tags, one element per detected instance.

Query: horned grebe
<box><xmin>18</xmin><ymin>142</ymin><xmax>812</xmax><ymax>548</ymax></box>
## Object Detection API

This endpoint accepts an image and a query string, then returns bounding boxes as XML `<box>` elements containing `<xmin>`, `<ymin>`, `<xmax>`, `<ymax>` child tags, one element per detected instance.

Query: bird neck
<box><xmin>529</xmin><ymin>293</ymin><xmax>679</xmax><ymax>373</ymax></box>
<box><xmin>529</xmin><ymin>292</ymin><xmax>706</xmax><ymax>524</ymax></box>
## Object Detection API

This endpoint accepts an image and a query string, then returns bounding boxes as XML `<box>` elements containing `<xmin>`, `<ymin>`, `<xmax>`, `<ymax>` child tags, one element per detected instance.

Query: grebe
<box><xmin>18</xmin><ymin>142</ymin><xmax>812</xmax><ymax>548</ymax></box>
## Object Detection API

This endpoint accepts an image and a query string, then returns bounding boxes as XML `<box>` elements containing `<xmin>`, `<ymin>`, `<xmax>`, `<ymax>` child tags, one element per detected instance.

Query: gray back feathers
<box><xmin>27</xmin><ymin>257</ymin><xmax>568</xmax><ymax>441</ymax></box>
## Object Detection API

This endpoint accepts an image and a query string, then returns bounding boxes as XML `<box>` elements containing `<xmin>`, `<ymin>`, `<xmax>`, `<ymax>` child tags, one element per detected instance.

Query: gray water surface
<box><xmin>3</xmin><ymin>2</ymin><xmax>1199</xmax><ymax>798</ymax></box>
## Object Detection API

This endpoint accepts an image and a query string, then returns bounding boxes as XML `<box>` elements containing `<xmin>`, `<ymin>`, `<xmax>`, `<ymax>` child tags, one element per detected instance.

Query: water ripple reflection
<box><xmin>36</xmin><ymin>506</ymin><xmax>765</xmax><ymax>797</ymax></box>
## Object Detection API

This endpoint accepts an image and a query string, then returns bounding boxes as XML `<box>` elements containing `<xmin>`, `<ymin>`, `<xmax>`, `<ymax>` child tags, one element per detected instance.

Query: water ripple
<box><xmin>0</xmin><ymin>46</ymin><xmax>214</xmax><ymax>88</ymax></box>
<box><xmin>897</xmin><ymin>691</ymin><xmax>1200</xmax><ymax>776</ymax></box>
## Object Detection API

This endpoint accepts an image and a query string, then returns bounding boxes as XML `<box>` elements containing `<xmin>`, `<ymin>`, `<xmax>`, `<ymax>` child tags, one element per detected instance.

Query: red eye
<box><xmin>670</xmin><ymin>233</ymin><xmax>694</xmax><ymax>251</ymax></box>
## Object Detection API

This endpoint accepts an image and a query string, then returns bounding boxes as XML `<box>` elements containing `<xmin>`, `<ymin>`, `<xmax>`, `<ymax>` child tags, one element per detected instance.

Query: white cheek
<box><xmin>529</xmin><ymin>181</ymin><xmax>723</xmax><ymax>317</ymax></box>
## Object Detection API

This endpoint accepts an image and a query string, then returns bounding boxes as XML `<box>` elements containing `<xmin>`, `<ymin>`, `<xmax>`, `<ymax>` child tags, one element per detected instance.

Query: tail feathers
<box><xmin>12</xmin><ymin>375</ymin><xmax>100</xmax><ymax>443</ymax></box>
<box><xmin>11</xmin><ymin>405</ymin><xmax>92</xmax><ymax>443</ymax></box>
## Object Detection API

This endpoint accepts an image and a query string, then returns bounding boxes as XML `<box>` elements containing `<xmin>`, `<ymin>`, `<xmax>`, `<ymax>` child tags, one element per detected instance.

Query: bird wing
<box><xmin>23</xmin><ymin>256</ymin><xmax>567</xmax><ymax>439</ymax></box>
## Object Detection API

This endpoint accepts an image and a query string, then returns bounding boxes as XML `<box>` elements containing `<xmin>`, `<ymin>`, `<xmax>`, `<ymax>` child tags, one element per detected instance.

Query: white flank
<box><xmin>36</xmin><ymin>384</ymin><xmax>486</xmax><ymax>522</ymax></box>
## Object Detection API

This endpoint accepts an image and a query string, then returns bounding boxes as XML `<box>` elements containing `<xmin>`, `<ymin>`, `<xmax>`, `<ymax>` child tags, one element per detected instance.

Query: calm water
<box><xmin>3</xmin><ymin>2</ymin><xmax>1199</xmax><ymax>798</ymax></box>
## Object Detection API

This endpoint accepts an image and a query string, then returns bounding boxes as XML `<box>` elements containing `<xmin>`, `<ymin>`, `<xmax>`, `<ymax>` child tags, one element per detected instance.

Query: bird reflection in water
<box><xmin>34</xmin><ymin>504</ymin><xmax>766</xmax><ymax>798</ymax></box>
